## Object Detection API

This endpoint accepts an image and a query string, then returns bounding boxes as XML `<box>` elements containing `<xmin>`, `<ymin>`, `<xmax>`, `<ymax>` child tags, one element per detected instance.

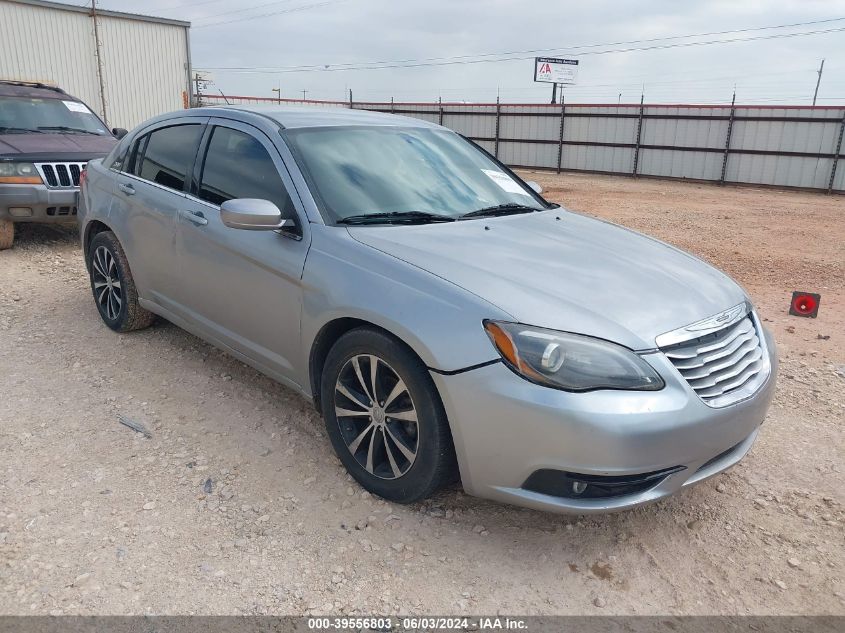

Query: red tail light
<box><xmin>78</xmin><ymin>167</ymin><xmax>87</xmax><ymax>189</ymax></box>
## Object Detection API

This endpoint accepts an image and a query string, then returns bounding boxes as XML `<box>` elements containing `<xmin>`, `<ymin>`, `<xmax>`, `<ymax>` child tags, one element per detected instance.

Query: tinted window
<box><xmin>134</xmin><ymin>124</ymin><xmax>202</xmax><ymax>191</ymax></box>
<box><xmin>198</xmin><ymin>126</ymin><xmax>295</xmax><ymax>219</ymax></box>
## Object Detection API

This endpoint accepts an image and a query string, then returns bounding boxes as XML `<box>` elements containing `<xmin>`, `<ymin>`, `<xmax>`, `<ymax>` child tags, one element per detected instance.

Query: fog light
<box><xmin>8</xmin><ymin>207</ymin><xmax>32</xmax><ymax>217</ymax></box>
<box><xmin>571</xmin><ymin>481</ymin><xmax>588</xmax><ymax>495</ymax></box>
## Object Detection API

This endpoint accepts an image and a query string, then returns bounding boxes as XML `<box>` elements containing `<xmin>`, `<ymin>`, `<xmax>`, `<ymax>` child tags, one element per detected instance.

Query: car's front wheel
<box><xmin>87</xmin><ymin>231</ymin><xmax>155</xmax><ymax>332</ymax></box>
<box><xmin>321</xmin><ymin>328</ymin><xmax>457</xmax><ymax>503</ymax></box>
<box><xmin>0</xmin><ymin>219</ymin><xmax>13</xmax><ymax>250</ymax></box>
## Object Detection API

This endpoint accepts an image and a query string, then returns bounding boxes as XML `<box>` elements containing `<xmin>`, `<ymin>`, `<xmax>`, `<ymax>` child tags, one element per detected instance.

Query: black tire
<box><xmin>88</xmin><ymin>231</ymin><xmax>155</xmax><ymax>332</ymax></box>
<box><xmin>0</xmin><ymin>219</ymin><xmax>13</xmax><ymax>251</ymax></box>
<box><xmin>320</xmin><ymin>328</ymin><xmax>457</xmax><ymax>503</ymax></box>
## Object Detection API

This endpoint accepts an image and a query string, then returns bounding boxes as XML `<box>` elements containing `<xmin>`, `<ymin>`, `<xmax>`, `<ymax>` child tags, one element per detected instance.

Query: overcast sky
<box><xmin>95</xmin><ymin>0</ymin><xmax>844</xmax><ymax>104</ymax></box>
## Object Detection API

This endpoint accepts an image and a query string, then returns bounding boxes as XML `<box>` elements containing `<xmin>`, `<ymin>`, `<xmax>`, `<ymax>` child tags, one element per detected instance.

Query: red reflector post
<box><xmin>789</xmin><ymin>291</ymin><xmax>820</xmax><ymax>318</ymax></box>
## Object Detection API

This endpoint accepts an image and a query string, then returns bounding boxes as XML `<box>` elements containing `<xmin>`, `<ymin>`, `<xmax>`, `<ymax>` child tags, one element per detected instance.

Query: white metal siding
<box><xmin>0</xmin><ymin>0</ymin><xmax>189</xmax><ymax>129</ymax></box>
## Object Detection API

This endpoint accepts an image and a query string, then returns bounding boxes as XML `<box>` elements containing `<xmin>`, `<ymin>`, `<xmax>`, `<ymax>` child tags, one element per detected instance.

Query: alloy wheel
<box><xmin>334</xmin><ymin>354</ymin><xmax>419</xmax><ymax>480</ymax></box>
<box><xmin>92</xmin><ymin>245</ymin><xmax>123</xmax><ymax>321</ymax></box>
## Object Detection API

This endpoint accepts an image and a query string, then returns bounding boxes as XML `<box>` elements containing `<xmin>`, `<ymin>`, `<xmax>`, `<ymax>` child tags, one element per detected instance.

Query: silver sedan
<box><xmin>78</xmin><ymin>107</ymin><xmax>777</xmax><ymax>513</ymax></box>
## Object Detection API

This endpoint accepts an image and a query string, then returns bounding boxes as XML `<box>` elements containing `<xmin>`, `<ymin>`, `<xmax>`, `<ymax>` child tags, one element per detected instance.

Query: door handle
<box><xmin>179</xmin><ymin>208</ymin><xmax>208</xmax><ymax>226</ymax></box>
<box><xmin>118</xmin><ymin>183</ymin><xmax>135</xmax><ymax>195</ymax></box>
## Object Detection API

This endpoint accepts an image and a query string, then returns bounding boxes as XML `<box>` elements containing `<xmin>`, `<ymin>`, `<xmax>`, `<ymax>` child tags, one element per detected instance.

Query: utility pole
<box><xmin>193</xmin><ymin>72</ymin><xmax>209</xmax><ymax>107</ymax></box>
<box><xmin>90</xmin><ymin>0</ymin><xmax>108</xmax><ymax>126</ymax></box>
<box><xmin>301</xmin><ymin>89</ymin><xmax>307</xmax><ymax>101</ymax></box>
<box><xmin>812</xmin><ymin>58</ymin><xmax>825</xmax><ymax>106</ymax></box>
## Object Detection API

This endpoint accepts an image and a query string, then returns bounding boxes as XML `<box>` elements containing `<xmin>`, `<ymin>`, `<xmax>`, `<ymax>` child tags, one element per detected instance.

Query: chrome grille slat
<box><xmin>664</xmin><ymin>319</ymin><xmax>754</xmax><ymax>360</ymax></box>
<box><xmin>671</xmin><ymin>328</ymin><xmax>757</xmax><ymax>370</ymax></box>
<box><xmin>660</xmin><ymin>314</ymin><xmax>768</xmax><ymax>407</ymax></box>
<box><xmin>681</xmin><ymin>335</ymin><xmax>760</xmax><ymax>379</ymax></box>
<box><xmin>694</xmin><ymin>360</ymin><xmax>764</xmax><ymax>398</ymax></box>
<box><xmin>686</xmin><ymin>347</ymin><xmax>763</xmax><ymax>390</ymax></box>
<box><xmin>35</xmin><ymin>162</ymin><xmax>86</xmax><ymax>188</ymax></box>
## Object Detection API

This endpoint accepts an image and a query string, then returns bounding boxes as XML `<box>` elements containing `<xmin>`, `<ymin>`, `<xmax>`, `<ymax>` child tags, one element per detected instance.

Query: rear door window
<box><xmin>197</xmin><ymin>125</ymin><xmax>296</xmax><ymax>220</ymax></box>
<box><xmin>131</xmin><ymin>124</ymin><xmax>202</xmax><ymax>191</ymax></box>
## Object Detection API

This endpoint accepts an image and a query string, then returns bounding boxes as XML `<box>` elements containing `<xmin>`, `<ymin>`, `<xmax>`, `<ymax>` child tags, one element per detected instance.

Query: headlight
<box><xmin>483</xmin><ymin>320</ymin><xmax>664</xmax><ymax>392</ymax></box>
<box><xmin>0</xmin><ymin>162</ymin><xmax>42</xmax><ymax>184</ymax></box>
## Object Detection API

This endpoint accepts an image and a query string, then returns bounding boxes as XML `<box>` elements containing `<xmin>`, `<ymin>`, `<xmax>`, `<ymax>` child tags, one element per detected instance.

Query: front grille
<box><xmin>661</xmin><ymin>315</ymin><xmax>768</xmax><ymax>407</ymax></box>
<box><xmin>36</xmin><ymin>162</ymin><xmax>86</xmax><ymax>188</ymax></box>
<box><xmin>523</xmin><ymin>466</ymin><xmax>685</xmax><ymax>500</ymax></box>
<box><xmin>45</xmin><ymin>206</ymin><xmax>77</xmax><ymax>216</ymax></box>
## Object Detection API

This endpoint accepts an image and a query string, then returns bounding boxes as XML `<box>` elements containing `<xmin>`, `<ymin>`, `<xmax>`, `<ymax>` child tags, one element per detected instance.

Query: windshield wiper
<box><xmin>459</xmin><ymin>203</ymin><xmax>542</xmax><ymax>219</ymax></box>
<box><xmin>38</xmin><ymin>126</ymin><xmax>101</xmax><ymax>135</ymax></box>
<box><xmin>0</xmin><ymin>126</ymin><xmax>45</xmax><ymax>134</ymax></box>
<box><xmin>337</xmin><ymin>211</ymin><xmax>456</xmax><ymax>225</ymax></box>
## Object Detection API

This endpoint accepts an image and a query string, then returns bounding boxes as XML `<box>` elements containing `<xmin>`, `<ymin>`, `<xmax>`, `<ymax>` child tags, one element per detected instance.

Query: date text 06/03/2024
<box><xmin>307</xmin><ymin>617</ymin><xmax>528</xmax><ymax>630</ymax></box>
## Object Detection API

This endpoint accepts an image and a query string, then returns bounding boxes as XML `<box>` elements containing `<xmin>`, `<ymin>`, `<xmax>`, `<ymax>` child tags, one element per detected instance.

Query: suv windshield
<box><xmin>283</xmin><ymin>126</ymin><xmax>545</xmax><ymax>223</ymax></box>
<box><xmin>0</xmin><ymin>96</ymin><xmax>110</xmax><ymax>136</ymax></box>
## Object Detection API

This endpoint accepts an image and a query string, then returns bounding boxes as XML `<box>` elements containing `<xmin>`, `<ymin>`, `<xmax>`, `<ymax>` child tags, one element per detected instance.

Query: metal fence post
<box><xmin>720</xmin><ymin>93</ymin><xmax>737</xmax><ymax>185</ymax></box>
<box><xmin>632</xmin><ymin>94</ymin><xmax>645</xmax><ymax>176</ymax></box>
<box><xmin>828</xmin><ymin>111</ymin><xmax>845</xmax><ymax>193</ymax></box>
<box><xmin>556</xmin><ymin>95</ymin><xmax>566</xmax><ymax>174</ymax></box>
<box><xmin>390</xmin><ymin>97</ymin><xmax>394</xmax><ymax>114</ymax></box>
<box><xmin>494</xmin><ymin>97</ymin><xmax>501</xmax><ymax>159</ymax></box>
<box><xmin>348</xmin><ymin>89</ymin><xmax>353</xmax><ymax>110</ymax></box>
<box><xmin>438</xmin><ymin>96</ymin><xmax>444</xmax><ymax>126</ymax></box>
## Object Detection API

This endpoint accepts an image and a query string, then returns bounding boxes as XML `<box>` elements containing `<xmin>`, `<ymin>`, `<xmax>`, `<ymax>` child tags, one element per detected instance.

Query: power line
<box><xmin>193</xmin><ymin>0</ymin><xmax>347</xmax><ymax>28</ymax></box>
<box><xmin>198</xmin><ymin>26</ymin><xmax>845</xmax><ymax>73</ymax></box>
<box><xmin>198</xmin><ymin>17</ymin><xmax>845</xmax><ymax>71</ymax></box>
<box><xmin>192</xmin><ymin>0</ymin><xmax>299</xmax><ymax>21</ymax></box>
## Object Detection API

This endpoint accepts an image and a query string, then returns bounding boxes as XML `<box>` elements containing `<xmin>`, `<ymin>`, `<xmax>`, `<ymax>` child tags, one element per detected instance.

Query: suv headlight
<box><xmin>0</xmin><ymin>162</ymin><xmax>42</xmax><ymax>184</ymax></box>
<box><xmin>483</xmin><ymin>320</ymin><xmax>664</xmax><ymax>392</ymax></box>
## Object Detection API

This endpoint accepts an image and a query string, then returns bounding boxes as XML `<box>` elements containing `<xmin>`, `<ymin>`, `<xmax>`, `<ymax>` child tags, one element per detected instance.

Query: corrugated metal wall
<box><xmin>0</xmin><ymin>0</ymin><xmax>189</xmax><ymax>129</ymax></box>
<box><xmin>201</xmin><ymin>94</ymin><xmax>845</xmax><ymax>193</ymax></box>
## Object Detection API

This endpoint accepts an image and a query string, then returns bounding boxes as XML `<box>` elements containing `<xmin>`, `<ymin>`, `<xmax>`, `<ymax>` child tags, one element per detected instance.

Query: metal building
<box><xmin>0</xmin><ymin>0</ymin><xmax>191</xmax><ymax>129</ymax></box>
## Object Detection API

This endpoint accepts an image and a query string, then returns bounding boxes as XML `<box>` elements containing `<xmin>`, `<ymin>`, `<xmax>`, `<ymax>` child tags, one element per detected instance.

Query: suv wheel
<box><xmin>87</xmin><ymin>231</ymin><xmax>155</xmax><ymax>332</ymax></box>
<box><xmin>0</xmin><ymin>219</ymin><xmax>13</xmax><ymax>250</ymax></box>
<box><xmin>321</xmin><ymin>328</ymin><xmax>457</xmax><ymax>503</ymax></box>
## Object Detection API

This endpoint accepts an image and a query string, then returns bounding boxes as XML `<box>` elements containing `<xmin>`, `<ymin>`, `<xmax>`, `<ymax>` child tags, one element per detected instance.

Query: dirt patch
<box><xmin>0</xmin><ymin>173</ymin><xmax>843</xmax><ymax>616</ymax></box>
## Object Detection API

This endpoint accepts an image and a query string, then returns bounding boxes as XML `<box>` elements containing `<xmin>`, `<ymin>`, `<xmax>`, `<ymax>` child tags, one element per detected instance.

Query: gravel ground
<box><xmin>0</xmin><ymin>173</ymin><xmax>843</xmax><ymax>616</ymax></box>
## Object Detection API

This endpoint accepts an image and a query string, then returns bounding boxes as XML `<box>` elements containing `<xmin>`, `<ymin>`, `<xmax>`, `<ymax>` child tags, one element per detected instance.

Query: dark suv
<box><xmin>0</xmin><ymin>81</ymin><xmax>124</xmax><ymax>249</ymax></box>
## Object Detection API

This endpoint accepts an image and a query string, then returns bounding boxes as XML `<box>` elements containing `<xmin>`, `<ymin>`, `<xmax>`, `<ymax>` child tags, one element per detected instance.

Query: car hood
<box><xmin>0</xmin><ymin>132</ymin><xmax>115</xmax><ymax>160</ymax></box>
<box><xmin>347</xmin><ymin>210</ymin><xmax>748</xmax><ymax>350</ymax></box>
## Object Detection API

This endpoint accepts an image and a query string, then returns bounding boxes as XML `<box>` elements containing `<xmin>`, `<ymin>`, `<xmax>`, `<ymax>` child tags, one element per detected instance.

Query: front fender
<box><xmin>298</xmin><ymin>225</ymin><xmax>507</xmax><ymax>395</ymax></box>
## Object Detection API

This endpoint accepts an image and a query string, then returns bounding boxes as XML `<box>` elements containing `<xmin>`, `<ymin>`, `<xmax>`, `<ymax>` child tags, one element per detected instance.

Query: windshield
<box><xmin>0</xmin><ymin>96</ymin><xmax>110</xmax><ymax>135</ymax></box>
<box><xmin>283</xmin><ymin>126</ymin><xmax>545</xmax><ymax>223</ymax></box>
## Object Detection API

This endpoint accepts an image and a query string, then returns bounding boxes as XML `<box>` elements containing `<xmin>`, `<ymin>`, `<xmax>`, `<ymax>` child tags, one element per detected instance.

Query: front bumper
<box><xmin>432</xmin><ymin>328</ymin><xmax>777</xmax><ymax>514</ymax></box>
<box><xmin>0</xmin><ymin>183</ymin><xmax>79</xmax><ymax>222</ymax></box>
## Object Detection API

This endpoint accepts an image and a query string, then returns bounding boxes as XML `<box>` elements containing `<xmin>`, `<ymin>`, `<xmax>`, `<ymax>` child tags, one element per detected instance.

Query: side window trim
<box><xmin>191</xmin><ymin>123</ymin><xmax>215</xmax><ymax>199</ymax></box>
<box><xmin>132</xmin><ymin>134</ymin><xmax>149</xmax><ymax>177</ymax></box>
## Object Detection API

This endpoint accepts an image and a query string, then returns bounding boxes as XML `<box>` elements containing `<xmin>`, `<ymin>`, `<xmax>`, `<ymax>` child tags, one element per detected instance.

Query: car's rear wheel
<box><xmin>88</xmin><ymin>231</ymin><xmax>155</xmax><ymax>332</ymax></box>
<box><xmin>320</xmin><ymin>328</ymin><xmax>457</xmax><ymax>503</ymax></box>
<box><xmin>0</xmin><ymin>219</ymin><xmax>13</xmax><ymax>250</ymax></box>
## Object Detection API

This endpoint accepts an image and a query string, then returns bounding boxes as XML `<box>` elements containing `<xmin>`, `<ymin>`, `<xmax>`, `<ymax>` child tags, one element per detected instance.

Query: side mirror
<box><xmin>220</xmin><ymin>198</ymin><xmax>292</xmax><ymax>231</ymax></box>
<box><xmin>526</xmin><ymin>181</ymin><xmax>543</xmax><ymax>194</ymax></box>
<box><xmin>112</xmin><ymin>127</ymin><xmax>128</xmax><ymax>139</ymax></box>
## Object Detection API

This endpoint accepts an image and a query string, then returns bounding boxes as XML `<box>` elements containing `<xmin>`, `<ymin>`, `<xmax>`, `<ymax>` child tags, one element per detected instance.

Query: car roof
<box><xmin>0</xmin><ymin>80</ymin><xmax>70</xmax><ymax>100</ymax></box>
<box><xmin>191</xmin><ymin>105</ymin><xmax>441</xmax><ymax>130</ymax></box>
